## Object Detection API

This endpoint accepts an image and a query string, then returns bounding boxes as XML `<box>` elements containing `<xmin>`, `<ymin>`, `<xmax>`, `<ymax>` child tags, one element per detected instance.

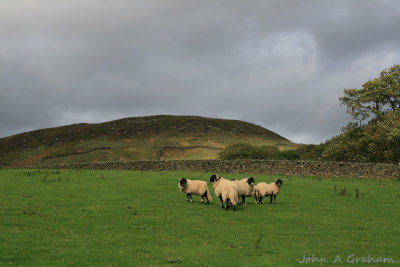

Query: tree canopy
<box><xmin>217</xmin><ymin>64</ymin><xmax>400</xmax><ymax>163</ymax></box>
<box><xmin>322</xmin><ymin>111</ymin><xmax>400</xmax><ymax>163</ymax></box>
<box><xmin>339</xmin><ymin>64</ymin><xmax>400</xmax><ymax>123</ymax></box>
<box><xmin>324</xmin><ymin>64</ymin><xmax>400</xmax><ymax>163</ymax></box>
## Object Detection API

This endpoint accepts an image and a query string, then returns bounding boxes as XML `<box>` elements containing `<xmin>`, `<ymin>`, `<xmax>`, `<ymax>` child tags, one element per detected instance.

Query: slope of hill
<box><xmin>0</xmin><ymin>115</ymin><xmax>296</xmax><ymax>167</ymax></box>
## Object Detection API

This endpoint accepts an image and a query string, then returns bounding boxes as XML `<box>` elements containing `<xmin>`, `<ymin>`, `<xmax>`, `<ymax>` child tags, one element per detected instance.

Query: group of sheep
<box><xmin>178</xmin><ymin>175</ymin><xmax>283</xmax><ymax>211</ymax></box>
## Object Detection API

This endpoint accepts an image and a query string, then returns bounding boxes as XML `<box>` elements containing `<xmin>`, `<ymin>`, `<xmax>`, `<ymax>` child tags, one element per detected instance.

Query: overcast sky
<box><xmin>1</xmin><ymin>1</ymin><xmax>400</xmax><ymax>144</ymax></box>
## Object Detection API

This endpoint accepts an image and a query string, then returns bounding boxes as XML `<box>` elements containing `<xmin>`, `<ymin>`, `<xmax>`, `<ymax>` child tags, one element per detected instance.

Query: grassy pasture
<box><xmin>0</xmin><ymin>169</ymin><xmax>399</xmax><ymax>266</ymax></box>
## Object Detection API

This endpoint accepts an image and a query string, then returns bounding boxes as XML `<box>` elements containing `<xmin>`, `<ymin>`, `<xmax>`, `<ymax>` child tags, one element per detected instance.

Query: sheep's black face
<box><xmin>276</xmin><ymin>179</ymin><xmax>283</xmax><ymax>187</ymax></box>
<box><xmin>179</xmin><ymin>178</ymin><xmax>187</xmax><ymax>186</ymax></box>
<box><xmin>247</xmin><ymin>177</ymin><xmax>255</xmax><ymax>186</ymax></box>
<box><xmin>209</xmin><ymin>174</ymin><xmax>218</xmax><ymax>182</ymax></box>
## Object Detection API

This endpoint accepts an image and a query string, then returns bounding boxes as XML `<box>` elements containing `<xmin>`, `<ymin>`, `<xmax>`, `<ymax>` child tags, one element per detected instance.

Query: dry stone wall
<box><xmin>33</xmin><ymin>160</ymin><xmax>400</xmax><ymax>180</ymax></box>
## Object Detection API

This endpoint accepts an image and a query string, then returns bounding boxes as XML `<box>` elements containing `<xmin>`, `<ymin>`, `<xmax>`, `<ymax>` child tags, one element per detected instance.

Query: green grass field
<box><xmin>0</xmin><ymin>169</ymin><xmax>399</xmax><ymax>266</ymax></box>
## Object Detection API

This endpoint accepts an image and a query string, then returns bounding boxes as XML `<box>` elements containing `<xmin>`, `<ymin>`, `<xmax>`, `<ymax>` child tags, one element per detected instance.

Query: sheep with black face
<box><xmin>231</xmin><ymin>177</ymin><xmax>256</xmax><ymax>205</ymax></box>
<box><xmin>209</xmin><ymin>174</ymin><xmax>239</xmax><ymax>211</ymax></box>
<box><xmin>178</xmin><ymin>178</ymin><xmax>212</xmax><ymax>204</ymax></box>
<box><xmin>254</xmin><ymin>179</ymin><xmax>283</xmax><ymax>204</ymax></box>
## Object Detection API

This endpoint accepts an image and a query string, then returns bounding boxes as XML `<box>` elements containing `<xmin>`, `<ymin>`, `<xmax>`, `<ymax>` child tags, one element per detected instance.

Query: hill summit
<box><xmin>0</xmin><ymin>115</ymin><xmax>294</xmax><ymax>167</ymax></box>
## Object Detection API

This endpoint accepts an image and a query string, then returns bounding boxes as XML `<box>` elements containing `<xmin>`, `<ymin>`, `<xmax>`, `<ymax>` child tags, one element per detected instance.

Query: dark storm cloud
<box><xmin>1</xmin><ymin>0</ymin><xmax>400</xmax><ymax>143</ymax></box>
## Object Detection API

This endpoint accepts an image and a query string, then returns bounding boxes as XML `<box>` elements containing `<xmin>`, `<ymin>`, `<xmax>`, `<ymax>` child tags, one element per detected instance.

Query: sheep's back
<box><xmin>233</xmin><ymin>180</ymin><xmax>254</xmax><ymax>196</ymax></box>
<box><xmin>187</xmin><ymin>180</ymin><xmax>208</xmax><ymax>195</ymax></box>
<box><xmin>213</xmin><ymin>178</ymin><xmax>231</xmax><ymax>197</ymax></box>
<box><xmin>255</xmin><ymin>182</ymin><xmax>274</xmax><ymax>196</ymax></box>
<box><xmin>221</xmin><ymin>182</ymin><xmax>239</xmax><ymax>204</ymax></box>
<box><xmin>179</xmin><ymin>179</ymin><xmax>208</xmax><ymax>195</ymax></box>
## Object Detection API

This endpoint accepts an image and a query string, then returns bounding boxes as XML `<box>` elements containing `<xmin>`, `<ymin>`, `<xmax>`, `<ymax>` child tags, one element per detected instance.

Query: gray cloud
<box><xmin>1</xmin><ymin>0</ymin><xmax>400</xmax><ymax>143</ymax></box>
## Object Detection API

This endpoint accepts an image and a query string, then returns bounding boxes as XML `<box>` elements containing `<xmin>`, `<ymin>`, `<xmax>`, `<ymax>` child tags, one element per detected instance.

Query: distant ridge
<box><xmin>0</xmin><ymin>115</ymin><xmax>295</xmax><ymax>167</ymax></box>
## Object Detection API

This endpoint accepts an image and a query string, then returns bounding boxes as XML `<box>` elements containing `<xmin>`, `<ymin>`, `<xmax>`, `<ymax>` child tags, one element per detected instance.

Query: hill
<box><xmin>0</xmin><ymin>115</ymin><xmax>295</xmax><ymax>167</ymax></box>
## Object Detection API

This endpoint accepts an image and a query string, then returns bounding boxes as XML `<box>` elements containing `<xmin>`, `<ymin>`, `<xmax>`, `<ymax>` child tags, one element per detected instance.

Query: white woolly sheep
<box><xmin>209</xmin><ymin>174</ymin><xmax>239</xmax><ymax>211</ymax></box>
<box><xmin>254</xmin><ymin>179</ymin><xmax>284</xmax><ymax>204</ymax></box>
<box><xmin>178</xmin><ymin>178</ymin><xmax>212</xmax><ymax>204</ymax></box>
<box><xmin>231</xmin><ymin>177</ymin><xmax>256</xmax><ymax>205</ymax></box>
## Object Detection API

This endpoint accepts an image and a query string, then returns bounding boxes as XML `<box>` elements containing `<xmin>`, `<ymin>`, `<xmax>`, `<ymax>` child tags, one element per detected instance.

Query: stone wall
<box><xmin>33</xmin><ymin>160</ymin><xmax>400</xmax><ymax>180</ymax></box>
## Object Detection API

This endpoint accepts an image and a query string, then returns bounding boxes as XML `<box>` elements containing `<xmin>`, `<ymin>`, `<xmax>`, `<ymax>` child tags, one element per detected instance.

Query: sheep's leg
<box><xmin>189</xmin><ymin>194</ymin><xmax>193</xmax><ymax>203</ymax></box>
<box><xmin>269</xmin><ymin>195</ymin><xmax>273</xmax><ymax>204</ymax></box>
<box><xmin>186</xmin><ymin>194</ymin><xmax>190</xmax><ymax>202</ymax></box>
<box><xmin>219</xmin><ymin>196</ymin><xmax>224</xmax><ymax>209</ymax></box>
<box><xmin>201</xmin><ymin>195</ymin><xmax>204</xmax><ymax>204</ymax></box>
<box><xmin>225</xmin><ymin>199</ymin><xmax>230</xmax><ymax>211</ymax></box>
<box><xmin>241</xmin><ymin>195</ymin><xmax>246</xmax><ymax>205</ymax></box>
<box><xmin>233</xmin><ymin>205</ymin><xmax>236</xmax><ymax>211</ymax></box>
<box><xmin>273</xmin><ymin>195</ymin><xmax>277</xmax><ymax>204</ymax></box>
<box><xmin>203</xmin><ymin>192</ymin><xmax>209</xmax><ymax>205</ymax></box>
<box><xmin>259</xmin><ymin>197</ymin><xmax>263</xmax><ymax>204</ymax></box>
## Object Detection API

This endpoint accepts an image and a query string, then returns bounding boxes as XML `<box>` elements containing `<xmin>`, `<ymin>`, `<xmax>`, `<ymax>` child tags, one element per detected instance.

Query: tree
<box><xmin>339</xmin><ymin>64</ymin><xmax>400</xmax><ymax>123</ymax></box>
<box><xmin>217</xmin><ymin>143</ymin><xmax>255</xmax><ymax>160</ymax></box>
<box><xmin>322</xmin><ymin>64</ymin><xmax>400</xmax><ymax>163</ymax></box>
<box><xmin>322</xmin><ymin>111</ymin><xmax>400</xmax><ymax>163</ymax></box>
<box><xmin>217</xmin><ymin>143</ymin><xmax>299</xmax><ymax>160</ymax></box>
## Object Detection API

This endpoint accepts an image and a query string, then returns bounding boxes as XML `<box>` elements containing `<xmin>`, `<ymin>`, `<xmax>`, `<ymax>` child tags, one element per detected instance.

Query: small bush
<box><xmin>218</xmin><ymin>143</ymin><xmax>300</xmax><ymax>160</ymax></box>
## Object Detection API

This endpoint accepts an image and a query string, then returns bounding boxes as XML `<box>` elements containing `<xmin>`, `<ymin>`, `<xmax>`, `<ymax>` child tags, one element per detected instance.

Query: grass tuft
<box><xmin>255</xmin><ymin>233</ymin><xmax>263</xmax><ymax>249</ymax></box>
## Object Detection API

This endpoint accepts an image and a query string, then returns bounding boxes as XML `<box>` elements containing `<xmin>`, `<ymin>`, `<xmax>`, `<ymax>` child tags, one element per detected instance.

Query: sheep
<box><xmin>178</xmin><ymin>178</ymin><xmax>212</xmax><ymax>204</ymax></box>
<box><xmin>254</xmin><ymin>179</ymin><xmax>283</xmax><ymax>204</ymax></box>
<box><xmin>209</xmin><ymin>174</ymin><xmax>239</xmax><ymax>211</ymax></box>
<box><xmin>230</xmin><ymin>177</ymin><xmax>256</xmax><ymax>205</ymax></box>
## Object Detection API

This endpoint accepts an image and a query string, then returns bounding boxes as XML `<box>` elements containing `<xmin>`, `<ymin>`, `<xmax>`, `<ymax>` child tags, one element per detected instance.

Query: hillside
<box><xmin>0</xmin><ymin>115</ymin><xmax>295</xmax><ymax>167</ymax></box>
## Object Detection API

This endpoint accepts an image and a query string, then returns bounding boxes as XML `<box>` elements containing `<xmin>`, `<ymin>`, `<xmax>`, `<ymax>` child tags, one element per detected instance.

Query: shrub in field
<box><xmin>218</xmin><ymin>143</ymin><xmax>300</xmax><ymax>160</ymax></box>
